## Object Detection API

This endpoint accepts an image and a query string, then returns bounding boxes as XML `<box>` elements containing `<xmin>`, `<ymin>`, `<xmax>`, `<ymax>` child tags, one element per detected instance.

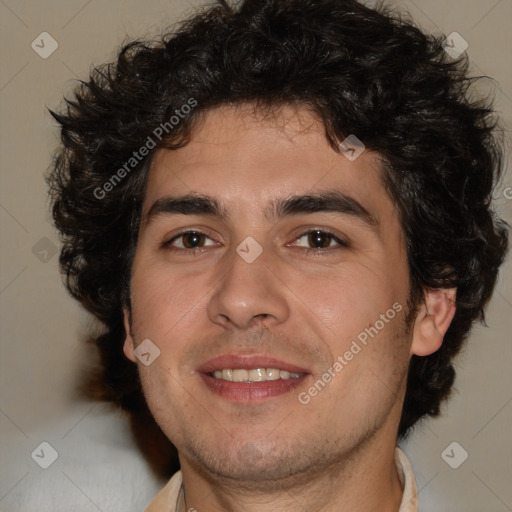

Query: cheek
<box><xmin>137</xmin><ymin>365</ymin><xmax>185</xmax><ymax>440</ymax></box>
<box><xmin>129</xmin><ymin>258</ymin><xmax>210</xmax><ymax>339</ymax></box>
<box><xmin>311</xmin><ymin>308</ymin><xmax>410</xmax><ymax>416</ymax></box>
<box><xmin>297</xmin><ymin>262</ymin><xmax>408</xmax><ymax>349</ymax></box>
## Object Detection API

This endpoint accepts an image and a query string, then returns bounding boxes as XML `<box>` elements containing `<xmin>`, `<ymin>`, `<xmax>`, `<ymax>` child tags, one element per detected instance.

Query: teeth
<box><xmin>248</xmin><ymin>368</ymin><xmax>266</xmax><ymax>382</ymax></box>
<box><xmin>210</xmin><ymin>368</ymin><xmax>302</xmax><ymax>382</ymax></box>
<box><xmin>222</xmin><ymin>369</ymin><xmax>233</xmax><ymax>381</ymax></box>
<box><xmin>232</xmin><ymin>369</ymin><xmax>249</xmax><ymax>382</ymax></box>
<box><xmin>266</xmin><ymin>368</ymin><xmax>280</xmax><ymax>380</ymax></box>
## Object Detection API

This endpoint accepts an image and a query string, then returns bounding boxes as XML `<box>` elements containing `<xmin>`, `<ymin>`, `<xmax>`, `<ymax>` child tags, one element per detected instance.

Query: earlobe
<box><xmin>122</xmin><ymin>308</ymin><xmax>137</xmax><ymax>362</ymax></box>
<box><xmin>411</xmin><ymin>288</ymin><xmax>456</xmax><ymax>357</ymax></box>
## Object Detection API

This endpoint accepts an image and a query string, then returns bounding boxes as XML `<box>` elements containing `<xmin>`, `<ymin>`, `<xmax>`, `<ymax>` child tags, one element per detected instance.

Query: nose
<box><xmin>207</xmin><ymin>246</ymin><xmax>290</xmax><ymax>330</ymax></box>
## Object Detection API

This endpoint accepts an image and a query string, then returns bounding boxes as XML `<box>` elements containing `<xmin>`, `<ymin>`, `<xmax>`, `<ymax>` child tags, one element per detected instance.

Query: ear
<box><xmin>122</xmin><ymin>307</ymin><xmax>137</xmax><ymax>362</ymax></box>
<box><xmin>411</xmin><ymin>288</ymin><xmax>457</xmax><ymax>356</ymax></box>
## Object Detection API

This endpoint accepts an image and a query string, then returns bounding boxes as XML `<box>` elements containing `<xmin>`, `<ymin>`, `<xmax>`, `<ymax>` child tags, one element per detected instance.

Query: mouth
<box><xmin>197</xmin><ymin>355</ymin><xmax>310</xmax><ymax>402</ymax></box>
<box><xmin>210</xmin><ymin>368</ymin><xmax>303</xmax><ymax>382</ymax></box>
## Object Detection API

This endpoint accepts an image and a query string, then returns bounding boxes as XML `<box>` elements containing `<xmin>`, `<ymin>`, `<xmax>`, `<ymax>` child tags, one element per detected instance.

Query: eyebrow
<box><xmin>144</xmin><ymin>191</ymin><xmax>379</xmax><ymax>231</ymax></box>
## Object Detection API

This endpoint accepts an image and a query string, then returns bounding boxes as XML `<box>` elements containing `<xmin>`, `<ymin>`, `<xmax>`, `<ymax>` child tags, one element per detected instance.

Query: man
<box><xmin>47</xmin><ymin>0</ymin><xmax>508</xmax><ymax>510</ymax></box>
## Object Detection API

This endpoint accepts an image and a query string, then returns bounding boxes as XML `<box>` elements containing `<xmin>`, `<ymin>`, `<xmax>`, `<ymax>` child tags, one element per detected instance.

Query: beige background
<box><xmin>1</xmin><ymin>0</ymin><xmax>511</xmax><ymax>510</ymax></box>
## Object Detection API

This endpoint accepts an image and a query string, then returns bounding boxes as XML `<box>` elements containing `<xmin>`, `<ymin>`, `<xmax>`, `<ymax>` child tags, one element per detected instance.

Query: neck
<box><xmin>179</xmin><ymin>425</ymin><xmax>404</xmax><ymax>512</ymax></box>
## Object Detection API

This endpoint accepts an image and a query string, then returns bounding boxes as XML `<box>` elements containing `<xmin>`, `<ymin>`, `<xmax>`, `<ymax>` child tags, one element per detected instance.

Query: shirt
<box><xmin>145</xmin><ymin>447</ymin><xmax>418</xmax><ymax>512</ymax></box>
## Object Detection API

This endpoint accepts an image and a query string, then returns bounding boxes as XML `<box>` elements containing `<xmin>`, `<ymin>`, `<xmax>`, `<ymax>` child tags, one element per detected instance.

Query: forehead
<box><xmin>143</xmin><ymin>103</ymin><xmax>394</xmax><ymax>225</ymax></box>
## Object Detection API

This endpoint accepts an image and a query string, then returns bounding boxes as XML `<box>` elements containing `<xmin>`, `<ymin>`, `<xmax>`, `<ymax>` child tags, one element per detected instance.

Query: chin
<box><xmin>182</xmin><ymin>434</ymin><xmax>334</xmax><ymax>489</ymax></box>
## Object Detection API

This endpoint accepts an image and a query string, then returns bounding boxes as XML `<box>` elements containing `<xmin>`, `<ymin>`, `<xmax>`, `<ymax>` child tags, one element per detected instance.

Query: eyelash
<box><xmin>163</xmin><ymin>229</ymin><xmax>348</xmax><ymax>253</ymax></box>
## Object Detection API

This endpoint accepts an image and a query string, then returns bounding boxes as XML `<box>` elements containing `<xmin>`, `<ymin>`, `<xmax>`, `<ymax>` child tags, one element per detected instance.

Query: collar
<box><xmin>396</xmin><ymin>446</ymin><xmax>419</xmax><ymax>511</ymax></box>
<box><xmin>145</xmin><ymin>447</ymin><xmax>418</xmax><ymax>512</ymax></box>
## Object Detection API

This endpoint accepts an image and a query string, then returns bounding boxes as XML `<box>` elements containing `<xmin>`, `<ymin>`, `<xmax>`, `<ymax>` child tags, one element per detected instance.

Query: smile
<box><xmin>210</xmin><ymin>368</ymin><xmax>303</xmax><ymax>382</ymax></box>
<box><xmin>197</xmin><ymin>354</ymin><xmax>310</xmax><ymax>401</ymax></box>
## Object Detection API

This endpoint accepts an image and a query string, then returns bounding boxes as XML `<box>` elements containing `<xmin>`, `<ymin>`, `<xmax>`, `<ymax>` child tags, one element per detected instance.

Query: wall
<box><xmin>1</xmin><ymin>0</ymin><xmax>511</xmax><ymax>510</ymax></box>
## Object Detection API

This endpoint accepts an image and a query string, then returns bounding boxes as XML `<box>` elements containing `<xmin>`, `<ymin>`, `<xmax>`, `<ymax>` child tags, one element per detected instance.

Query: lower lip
<box><xmin>199</xmin><ymin>373</ymin><xmax>308</xmax><ymax>402</ymax></box>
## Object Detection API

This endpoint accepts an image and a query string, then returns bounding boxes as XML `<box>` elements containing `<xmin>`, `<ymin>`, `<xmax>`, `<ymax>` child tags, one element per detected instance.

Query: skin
<box><xmin>123</xmin><ymin>103</ymin><xmax>456</xmax><ymax>512</ymax></box>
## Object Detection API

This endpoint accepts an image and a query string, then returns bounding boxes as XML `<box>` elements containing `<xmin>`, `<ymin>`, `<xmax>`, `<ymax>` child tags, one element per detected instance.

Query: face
<box><xmin>124</xmin><ymin>103</ymin><xmax>414</xmax><ymax>484</ymax></box>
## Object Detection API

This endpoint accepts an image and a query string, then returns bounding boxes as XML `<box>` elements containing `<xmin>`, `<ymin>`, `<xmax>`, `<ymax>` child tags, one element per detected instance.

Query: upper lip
<box><xmin>197</xmin><ymin>354</ymin><xmax>310</xmax><ymax>374</ymax></box>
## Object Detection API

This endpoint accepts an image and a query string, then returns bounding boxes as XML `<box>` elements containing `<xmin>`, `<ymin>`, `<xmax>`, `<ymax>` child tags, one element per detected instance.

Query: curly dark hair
<box><xmin>47</xmin><ymin>0</ymin><xmax>508</xmax><ymax>475</ymax></box>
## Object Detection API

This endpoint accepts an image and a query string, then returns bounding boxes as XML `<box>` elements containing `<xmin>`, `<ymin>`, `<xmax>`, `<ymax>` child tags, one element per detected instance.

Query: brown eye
<box><xmin>294</xmin><ymin>230</ymin><xmax>347</xmax><ymax>250</ymax></box>
<box><xmin>182</xmin><ymin>232</ymin><xmax>205</xmax><ymax>248</ymax></box>
<box><xmin>167</xmin><ymin>231</ymin><xmax>217</xmax><ymax>250</ymax></box>
<box><xmin>308</xmin><ymin>230</ymin><xmax>333</xmax><ymax>248</ymax></box>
